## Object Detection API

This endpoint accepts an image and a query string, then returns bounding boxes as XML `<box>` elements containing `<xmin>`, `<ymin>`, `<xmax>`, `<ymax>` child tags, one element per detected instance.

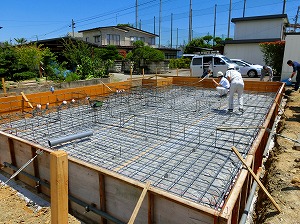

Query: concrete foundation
<box><xmin>0</xmin><ymin>77</ymin><xmax>285</xmax><ymax>224</ymax></box>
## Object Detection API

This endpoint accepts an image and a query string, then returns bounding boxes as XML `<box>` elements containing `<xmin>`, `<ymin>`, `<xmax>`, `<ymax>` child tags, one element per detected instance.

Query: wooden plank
<box><xmin>21</xmin><ymin>92</ymin><xmax>33</xmax><ymax>109</ymax></box>
<box><xmin>148</xmin><ymin>193</ymin><xmax>154</xmax><ymax>224</ymax></box>
<box><xmin>1</xmin><ymin>78</ymin><xmax>6</xmax><ymax>94</ymax></box>
<box><xmin>50</xmin><ymin>150</ymin><xmax>68</xmax><ymax>224</ymax></box>
<box><xmin>99</xmin><ymin>173</ymin><xmax>107</xmax><ymax>224</ymax></box>
<box><xmin>8</xmin><ymin>138</ymin><xmax>17</xmax><ymax>179</ymax></box>
<box><xmin>31</xmin><ymin>146</ymin><xmax>41</xmax><ymax>193</ymax></box>
<box><xmin>128</xmin><ymin>181</ymin><xmax>151</xmax><ymax>224</ymax></box>
<box><xmin>231</xmin><ymin>146</ymin><xmax>281</xmax><ymax>213</ymax></box>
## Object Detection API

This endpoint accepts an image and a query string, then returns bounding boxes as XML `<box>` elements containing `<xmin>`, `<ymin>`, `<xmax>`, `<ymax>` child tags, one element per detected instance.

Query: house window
<box><xmin>139</xmin><ymin>37</ymin><xmax>145</xmax><ymax>42</ymax></box>
<box><xmin>106</xmin><ymin>34</ymin><xmax>120</xmax><ymax>45</ymax></box>
<box><xmin>85</xmin><ymin>37</ymin><xmax>89</xmax><ymax>42</ymax></box>
<box><xmin>150</xmin><ymin>37</ymin><xmax>155</xmax><ymax>45</ymax></box>
<box><xmin>130</xmin><ymin>36</ymin><xmax>137</xmax><ymax>42</ymax></box>
<box><xmin>94</xmin><ymin>35</ymin><xmax>101</xmax><ymax>43</ymax></box>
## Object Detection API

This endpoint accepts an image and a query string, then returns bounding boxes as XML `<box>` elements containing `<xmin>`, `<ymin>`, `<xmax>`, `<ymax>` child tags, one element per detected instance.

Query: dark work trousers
<box><xmin>295</xmin><ymin>72</ymin><xmax>300</xmax><ymax>91</ymax></box>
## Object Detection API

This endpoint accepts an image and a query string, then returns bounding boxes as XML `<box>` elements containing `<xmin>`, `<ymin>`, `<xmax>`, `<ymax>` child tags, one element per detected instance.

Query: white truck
<box><xmin>190</xmin><ymin>54</ymin><xmax>239</xmax><ymax>77</ymax></box>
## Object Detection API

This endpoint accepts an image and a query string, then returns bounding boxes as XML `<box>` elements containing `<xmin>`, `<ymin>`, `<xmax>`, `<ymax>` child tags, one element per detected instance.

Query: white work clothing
<box><xmin>260</xmin><ymin>66</ymin><xmax>273</xmax><ymax>81</ymax></box>
<box><xmin>216</xmin><ymin>77</ymin><xmax>230</xmax><ymax>96</ymax></box>
<box><xmin>226</xmin><ymin>70</ymin><xmax>244</xmax><ymax>110</ymax></box>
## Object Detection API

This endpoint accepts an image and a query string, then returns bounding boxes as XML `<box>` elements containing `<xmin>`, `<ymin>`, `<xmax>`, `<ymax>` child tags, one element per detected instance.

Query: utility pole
<box><xmin>170</xmin><ymin>13</ymin><xmax>173</xmax><ymax>48</ymax></box>
<box><xmin>136</xmin><ymin>0</ymin><xmax>138</xmax><ymax>28</ymax></box>
<box><xmin>176</xmin><ymin>28</ymin><xmax>178</xmax><ymax>49</ymax></box>
<box><xmin>71</xmin><ymin>19</ymin><xmax>75</xmax><ymax>37</ymax></box>
<box><xmin>159</xmin><ymin>0</ymin><xmax>162</xmax><ymax>47</ymax></box>
<box><xmin>295</xmin><ymin>6</ymin><xmax>300</xmax><ymax>31</ymax></box>
<box><xmin>213</xmin><ymin>4</ymin><xmax>217</xmax><ymax>46</ymax></box>
<box><xmin>188</xmin><ymin>0</ymin><xmax>192</xmax><ymax>43</ymax></box>
<box><xmin>282</xmin><ymin>0</ymin><xmax>286</xmax><ymax>14</ymax></box>
<box><xmin>243</xmin><ymin>0</ymin><xmax>246</xmax><ymax>17</ymax></box>
<box><xmin>154</xmin><ymin>16</ymin><xmax>156</xmax><ymax>35</ymax></box>
<box><xmin>227</xmin><ymin>0</ymin><xmax>232</xmax><ymax>39</ymax></box>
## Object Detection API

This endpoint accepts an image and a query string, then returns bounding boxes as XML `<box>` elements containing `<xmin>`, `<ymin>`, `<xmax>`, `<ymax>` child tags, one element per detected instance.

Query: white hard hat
<box><xmin>217</xmin><ymin>71</ymin><xmax>223</xmax><ymax>77</ymax></box>
<box><xmin>227</xmin><ymin>64</ymin><xmax>235</xmax><ymax>70</ymax></box>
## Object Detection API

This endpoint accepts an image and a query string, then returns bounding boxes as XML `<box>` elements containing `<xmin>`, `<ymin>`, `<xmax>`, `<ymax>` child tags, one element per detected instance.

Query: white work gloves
<box><xmin>288</xmin><ymin>78</ymin><xmax>292</xmax><ymax>82</ymax></box>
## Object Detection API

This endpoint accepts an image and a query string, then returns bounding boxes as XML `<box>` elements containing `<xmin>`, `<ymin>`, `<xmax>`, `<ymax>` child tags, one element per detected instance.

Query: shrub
<box><xmin>169</xmin><ymin>58</ymin><xmax>191</xmax><ymax>69</ymax></box>
<box><xmin>65</xmin><ymin>72</ymin><xmax>80</xmax><ymax>82</ymax></box>
<box><xmin>260</xmin><ymin>41</ymin><xmax>285</xmax><ymax>76</ymax></box>
<box><xmin>13</xmin><ymin>71</ymin><xmax>37</xmax><ymax>81</ymax></box>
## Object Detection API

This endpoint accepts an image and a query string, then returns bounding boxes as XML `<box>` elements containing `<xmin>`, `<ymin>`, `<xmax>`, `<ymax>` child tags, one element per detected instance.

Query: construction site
<box><xmin>0</xmin><ymin>76</ymin><xmax>285</xmax><ymax>224</ymax></box>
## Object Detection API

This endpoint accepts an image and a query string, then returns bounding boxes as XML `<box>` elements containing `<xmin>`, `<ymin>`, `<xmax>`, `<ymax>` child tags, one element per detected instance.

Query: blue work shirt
<box><xmin>292</xmin><ymin>61</ymin><xmax>300</xmax><ymax>72</ymax></box>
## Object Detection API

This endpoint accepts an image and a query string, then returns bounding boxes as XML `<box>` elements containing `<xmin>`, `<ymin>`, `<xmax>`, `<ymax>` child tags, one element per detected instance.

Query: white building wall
<box><xmin>234</xmin><ymin>19</ymin><xmax>284</xmax><ymax>40</ymax></box>
<box><xmin>81</xmin><ymin>28</ymin><xmax>155</xmax><ymax>47</ymax></box>
<box><xmin>224</xmin><ymin>43</ymin><xmax>264</xmax><ymax>65</ymax></box>
<box><xmin>281</xmin><ymin>34</ymin><xmax>300</xmax><ymax>81</ymax></box>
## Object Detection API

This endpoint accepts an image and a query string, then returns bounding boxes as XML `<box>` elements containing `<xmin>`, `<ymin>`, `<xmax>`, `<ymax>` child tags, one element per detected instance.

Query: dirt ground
<box><xmin>0</xmin><ymin>78</ymin><xmax>299</xmax><ymax>223</ymax></box>
<box><xmin>255</xmin><ymin>86</ymin><xmax>300</xmax><ymax>224</ymax></box>
<box><xmin>0</xmin><ymin>184</ymin><xmax>81</xmax><ymax>223</ymax></box>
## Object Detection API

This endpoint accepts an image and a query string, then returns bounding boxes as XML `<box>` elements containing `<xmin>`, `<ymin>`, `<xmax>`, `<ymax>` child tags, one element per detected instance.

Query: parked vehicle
<box><xmin>190</xmin><ymin>54</ymin><xmax>239</xmax><ymax>77</ymax></box>
<box><xmin>230</xmin><ymin>59</ymin><xmax>263</xmax><ymax>78</ymax></box>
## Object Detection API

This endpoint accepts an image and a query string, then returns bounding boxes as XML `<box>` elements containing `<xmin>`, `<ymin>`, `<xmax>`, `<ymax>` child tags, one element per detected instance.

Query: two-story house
<box><xmin>224</xmin><ymin>14</ymin><xmax>288</xmax><ymax>65</ymax></box>
<box><xmin>78</xmin><ymin>25</ymin><xmax>156</xmax><ymax>54</ymax></box>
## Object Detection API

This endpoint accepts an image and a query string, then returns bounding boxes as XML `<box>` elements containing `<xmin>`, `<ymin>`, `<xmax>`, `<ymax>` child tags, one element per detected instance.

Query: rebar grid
<box><xmin>0</xmin><ymin>85</ymin><xmax>276</xmax><ymax>210</ymax></box>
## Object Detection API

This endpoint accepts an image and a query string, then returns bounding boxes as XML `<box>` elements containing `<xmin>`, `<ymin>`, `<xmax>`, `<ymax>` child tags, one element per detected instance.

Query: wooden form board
<box><xmin>0</xmin><ymin>77</ymin><xmax>284</xmax><ymax>115</ymax></box>
<box><xmin>0</xmin><ymin>81</ymin><xmax>132</xmax><ymax>114</ymax></box>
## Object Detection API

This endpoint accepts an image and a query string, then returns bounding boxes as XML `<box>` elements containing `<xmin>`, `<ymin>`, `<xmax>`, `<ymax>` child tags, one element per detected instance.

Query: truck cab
<box><xmin>190</xmin><ymin>54</ymin><xmax>239</xmax><ymax>77</ymax></box>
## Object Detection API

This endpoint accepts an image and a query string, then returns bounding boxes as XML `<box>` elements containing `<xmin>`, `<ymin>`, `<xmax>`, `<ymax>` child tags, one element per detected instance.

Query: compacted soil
<box><xmin>255</xmin><ymin>87</ymin><xmax>300</xmax><ymax>224</ymax></box>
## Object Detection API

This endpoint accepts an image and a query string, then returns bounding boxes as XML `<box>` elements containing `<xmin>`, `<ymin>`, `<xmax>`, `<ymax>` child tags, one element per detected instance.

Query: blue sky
<box><xmin>0</xmin><ymin>0</ymin><xmax>299</xmax><ymax>46</ymax></box>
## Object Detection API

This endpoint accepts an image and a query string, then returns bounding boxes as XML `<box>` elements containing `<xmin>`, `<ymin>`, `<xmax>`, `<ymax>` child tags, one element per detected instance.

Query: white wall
<box><xmin>281</xmin><ymin>34</ymin><xmax>300</xmax><ymax>81</ymax></box>
<box><xmin>234</xmin><ymin>19</ymin><xmax>284</xmax><ymax>40</ymax></box>
<box><xmin>224</xmin><ymin>43</ymin><xmax>264</xmax><ymax>65</ymax></box>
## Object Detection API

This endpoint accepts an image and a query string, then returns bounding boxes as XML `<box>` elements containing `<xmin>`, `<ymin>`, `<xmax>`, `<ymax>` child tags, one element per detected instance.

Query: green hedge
<box><xmin>169</xmin><ymin>58</ymin><xmax>191</xmax><ymax>69</ymax></box>
<box><xmin>13</xmin><ymin>71</ymin><xmax>38</xmax><ymax>81</ymax></box>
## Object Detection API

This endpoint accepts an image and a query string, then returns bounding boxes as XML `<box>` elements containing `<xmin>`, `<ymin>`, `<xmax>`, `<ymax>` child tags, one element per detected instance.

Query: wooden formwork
<box><xmin>0</xmin><ymin>80</ymin><xmax>137</xmax><ymax>115</ymax></box>
<box><xmin>0</xmin><ymin>77</ymin><xmax>285</xmax><ymax>224</ymax></box>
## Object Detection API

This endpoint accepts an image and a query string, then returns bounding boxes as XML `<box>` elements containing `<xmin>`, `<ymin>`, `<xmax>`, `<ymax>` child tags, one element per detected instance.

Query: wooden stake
<box><xmin>1</xmin><ymin>78</ymin><xmax>6</xmax><ymax>94</ymax></box>
<box><xmin>231</xmin><ymin>146</ymin><xmax>281</xmax><ymax>213</ymax></box>
<box><xmin>50</xmin><ymin>150</ymin><xmax>68</xmax><ymax>224</ymax></box>
<box><xmin>21</xmin><ymin>92</ymin><xmax>34</xmax><ymax>111</ymax></box>
<box><xmin>128</xmin><ymin>181</ymin><xmax>151</xmax><ymax>224</ymax></box>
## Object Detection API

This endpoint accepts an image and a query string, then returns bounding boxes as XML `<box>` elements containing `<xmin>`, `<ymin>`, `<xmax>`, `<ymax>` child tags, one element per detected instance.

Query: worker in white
<box><xmin>225</xmin><ymin>65</ymin><xmax>244</xmax><ymax>112</ymax></box>
<box><xmin>212</xmin><ymin>71</ymin><xmax>230</xmax><ymax>97</ymax></box>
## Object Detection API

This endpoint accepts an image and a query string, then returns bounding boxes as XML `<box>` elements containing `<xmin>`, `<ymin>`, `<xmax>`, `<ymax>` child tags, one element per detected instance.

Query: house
<box><xmin>224</xmin><ymin>14</ymin><xmax>289</xmax><ymax>65</ymax></box>
<box><xmin>79</xmin><ymin>25</ymin><xmax>156</xmax><ymax>48</ymax></box>
<box><xmin>78</xmin><ymin>25</ymin><xmax>178</xmax><ymax>59</ymax></box>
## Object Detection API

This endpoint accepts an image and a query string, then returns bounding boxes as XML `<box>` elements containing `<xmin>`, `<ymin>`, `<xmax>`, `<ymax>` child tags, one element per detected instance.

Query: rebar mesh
<box><xmin>0</xmin><ymin>85</ymin><xmax>276</xmax><ymax>210</ymax></box>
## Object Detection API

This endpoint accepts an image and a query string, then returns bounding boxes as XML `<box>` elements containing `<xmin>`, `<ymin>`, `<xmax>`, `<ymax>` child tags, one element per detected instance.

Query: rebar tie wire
<box><xmin>1</xmin><ymin>150</ymin><xmax>43</xmax><ymax>188</ymax></box>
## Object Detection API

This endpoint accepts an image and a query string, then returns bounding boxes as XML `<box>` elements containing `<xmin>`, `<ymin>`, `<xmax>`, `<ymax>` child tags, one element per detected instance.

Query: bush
<box><xmin>65</xmin><ymin>72</ymin><xmax>80</xmax><ymax>82</ymax></box>
<box><xmin>169</xmin><ymin>58</ymin><xmax>191</xmax><ymax>69</ymax></box>
<box><xmin>12</xmin><ymin>71</ymin><xmax>37</xmax><ymax>81</ymax></box>
<box><xmin>260</xmin><ymin>41</ymin><xmax>285</xmax><ymax>76</ymax></box>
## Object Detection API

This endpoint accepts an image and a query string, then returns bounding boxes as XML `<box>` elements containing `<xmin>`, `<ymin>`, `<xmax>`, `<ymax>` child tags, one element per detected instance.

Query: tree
<box><xmin>63</xmin><ymin>38</ymin><xmax>111</xmax><ymax>79</ymax></box>
<box><xmin>96</xmin><ymin>45</ymin><xmax>123</xmax><ymax>61</ymax></box>
<box><xmin>184</xmin><ymin>38</ymin><xmax>205</xmax><ymax>54</ymax></box>
<box><xmin>14</xmin><ymin>44</ymin><xmax>43</xmax><ymax>73</ymax></box>
<box><xmin>14</xmin><ymin>38</ymin><xmax>27</xmax><ymax>45</ymax></box>
<box><xmin>126</xmin><ymin>40</ymin><xmax>164</xmax><ymax>74</ymax></box>
<box><xmin>202</xmin><ymin>35</ymin><xmax>213</xmax><ymax>45</ymax></box>
<box><xmin>213</xmin><ymin>37</ymin><xmax>224</xmax><ymax>46</ymax></box>
<box><xmin>259</xmin><ymin>41</ymin><xmax>285</xmax><ymax>75</ymax></box>
<box><xmin>0</xmin><ymin>42</ymin><xmax>17</xmax><ymax>79</ymax></box>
